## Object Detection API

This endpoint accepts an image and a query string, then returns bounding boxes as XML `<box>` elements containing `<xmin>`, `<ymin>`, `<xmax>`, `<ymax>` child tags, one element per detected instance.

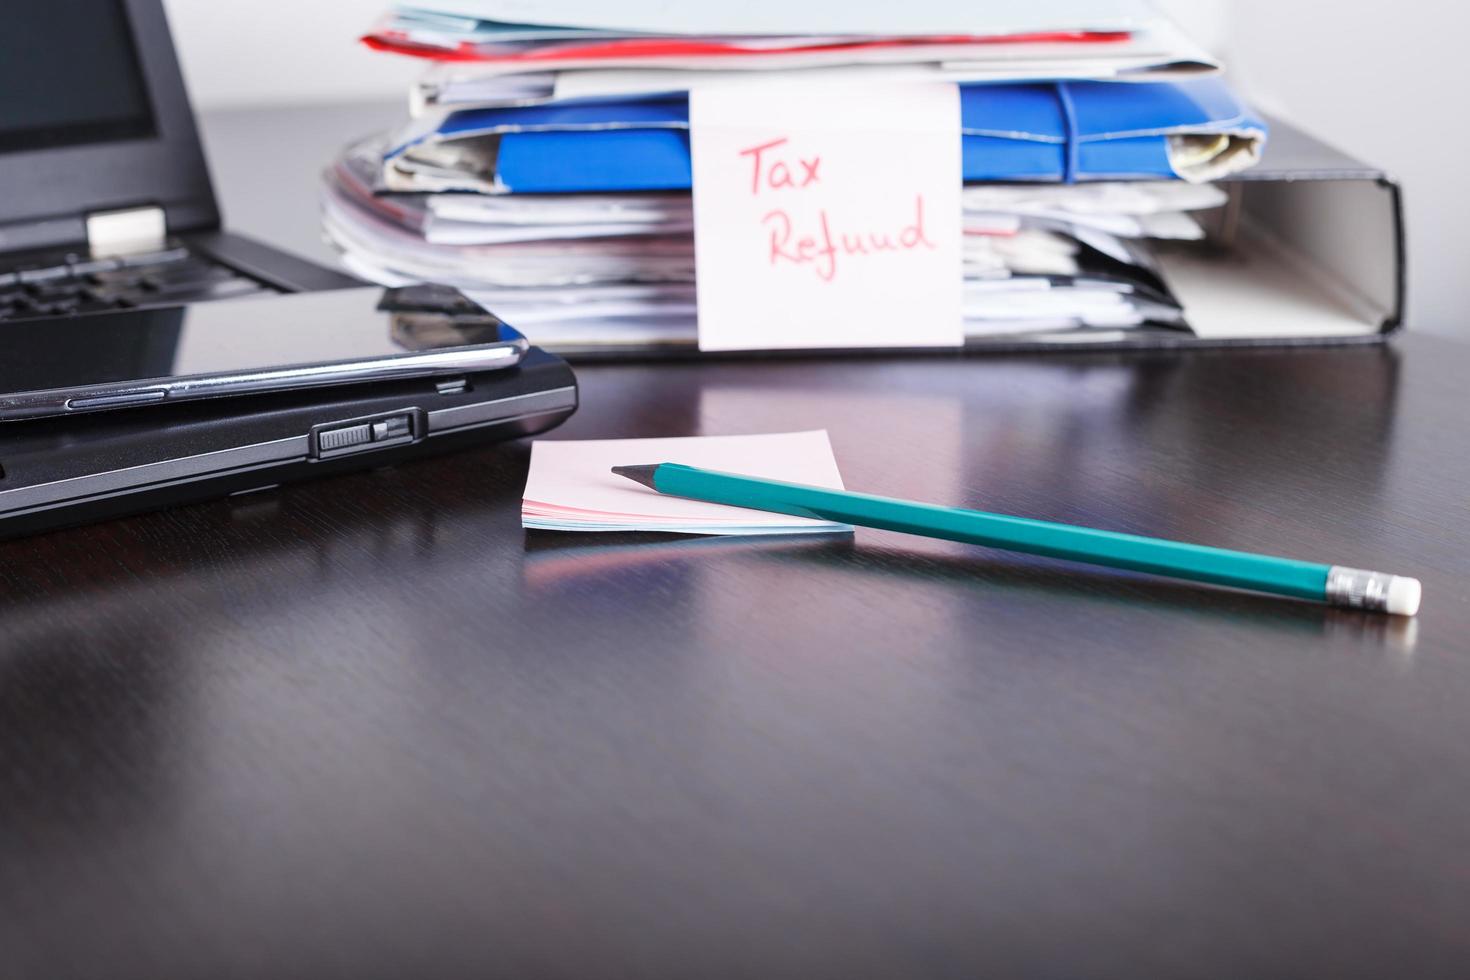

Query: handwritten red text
<box><xmin>761</xmin><ymin>195</ymin><xmax>936</xmax><ymax>282</ymax></box>
<box><xmin>739</xmin><ymin>137</ymin><xmax>822</xmax><ymax>195</ymax></box>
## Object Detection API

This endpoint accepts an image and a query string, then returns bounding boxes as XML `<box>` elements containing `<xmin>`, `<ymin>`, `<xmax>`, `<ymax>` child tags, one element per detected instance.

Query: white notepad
<box><xmin>522</xmin><ymin>430</ymin><xmax>851</xmax><ymax>534</ymax></box>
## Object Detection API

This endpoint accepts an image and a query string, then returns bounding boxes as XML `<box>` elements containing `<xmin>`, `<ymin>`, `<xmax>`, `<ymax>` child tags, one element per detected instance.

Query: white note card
<box><xmin>522</xmin><ymin>430</ymin><xmax>850</xmax><ymax>535</ymax></box>
<box><xmin>690</xmin><ymin>82</ymin><xmax>964</xmax><ymax>351</ymax></box>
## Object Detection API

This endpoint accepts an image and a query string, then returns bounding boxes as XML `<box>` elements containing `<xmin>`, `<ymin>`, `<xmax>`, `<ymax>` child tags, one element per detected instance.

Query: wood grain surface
<box><xmin>1</xmin><ymin>336</ymin><xmax>1467</xmax><ymax>979</ymax></box>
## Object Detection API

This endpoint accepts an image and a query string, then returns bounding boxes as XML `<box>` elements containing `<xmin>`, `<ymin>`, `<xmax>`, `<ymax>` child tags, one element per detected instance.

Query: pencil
<box><xmin>611</xmin><ymin>463</ymin><xmax>1422</xmax><ymax>616</ymax></box>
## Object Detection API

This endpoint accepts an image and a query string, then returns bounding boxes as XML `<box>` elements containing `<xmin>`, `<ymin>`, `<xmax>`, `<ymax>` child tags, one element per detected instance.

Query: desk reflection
<box><xmin>0</xmin><ymin>344</ymin><xmax>1410</xmax><ymax>849</ymax></box>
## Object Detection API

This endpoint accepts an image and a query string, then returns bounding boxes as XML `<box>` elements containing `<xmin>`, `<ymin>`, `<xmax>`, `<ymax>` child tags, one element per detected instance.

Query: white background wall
<box><xmin>163</xmin><ymin>0</ymin><xmax>1466</xmax><ymax>336</ymax></box>
<box><xmin>163</xmin><ymin>0</ymin><xmax>422</xmax><ymax>107</ymax></box>
<box><xmin>1226</xmin><ymin>1</ymin><xmax>1468</xmax><ymax>337</ymax></box>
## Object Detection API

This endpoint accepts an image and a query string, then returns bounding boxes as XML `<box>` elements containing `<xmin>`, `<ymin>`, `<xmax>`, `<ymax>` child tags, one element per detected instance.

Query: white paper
<box><xmin>522</xmin><ymin>430</ymin><xmax>850</xmax><ymax>534</ymax></box>
<box><xmin>427</xmin><ymin>193</ymin><xmax>691</xmax><ymax>225</ymax></box>
<box><xmin>414</xmin><ymin>0</ymin><xmax>1154</xmax><ymax>37</ymax></box>
<box><xmin>689</xmin><ymin>82</ymin><xmax>963</xmax><ymax>351</ymax></box>
<box><xmin>321</xmin><ymin>192</ymin><xmax>696</xmax><ymax>288</ymax></box>
<box><xmin>465</xmin><ymin>23</ymin><xmax>1216</xmax><ymax>92</ymax></box>
<box><xmin>424</xmin><ymin>217</ymin><xmax>692</xmax><ymax>245</ymax></box>
<box><xmin>1155</xmin><ymin>230</ymin><xmax>1382</xmax><ymax>340</ymax></box>
<box><xmin>443</xmin><ymin>33</ymin><xmax>1213</xmax><ymax>81</ymax></box>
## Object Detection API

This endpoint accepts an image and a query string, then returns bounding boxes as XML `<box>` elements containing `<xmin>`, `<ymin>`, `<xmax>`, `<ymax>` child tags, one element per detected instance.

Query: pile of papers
<box><xmin>325</xmin><ymin>1</ymin><xmax>1267</xmax><ymax>348</ymax></box>
<box><xmin>366</xmin><ymin>0</ymin><xmax>1221</xmax><ymax>101</ymax></box>
<box><xmin>522</xmin><ymin>430</ymin><xmax>851</xmax><ymax>533</ymax></box>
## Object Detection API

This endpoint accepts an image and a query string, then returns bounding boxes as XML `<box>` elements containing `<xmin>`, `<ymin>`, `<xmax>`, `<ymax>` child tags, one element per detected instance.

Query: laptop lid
<box><xmin>0</xmin><ymin>0</ymin><xmax>219</xmax><ymax>254</ymax></box>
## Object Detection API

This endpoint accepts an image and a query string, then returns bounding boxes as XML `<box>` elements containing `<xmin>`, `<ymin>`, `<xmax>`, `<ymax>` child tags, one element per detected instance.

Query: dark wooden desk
<box><xmin>2</xmin><ymin>335</ymin><xmax>1468</xmax><ymax>979</ymax></box>
<box><xmin>2</xmin><ymin>103</ymin><xmax>1469</xmax><ymax>978</ymax></box>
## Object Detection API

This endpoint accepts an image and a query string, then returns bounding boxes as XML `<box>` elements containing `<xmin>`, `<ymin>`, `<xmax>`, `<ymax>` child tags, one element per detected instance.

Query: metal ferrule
<box><xmin>1325</xmin><ymin>566</ymin><xmax>1394</xmax><ymax>612</ymax></box>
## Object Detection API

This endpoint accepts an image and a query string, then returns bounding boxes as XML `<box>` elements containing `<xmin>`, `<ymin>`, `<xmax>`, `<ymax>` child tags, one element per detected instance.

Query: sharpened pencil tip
<box><xmin>611</xmin><ymin>464</ymin><xmax>660</xmax><ymax>491</ymax></box>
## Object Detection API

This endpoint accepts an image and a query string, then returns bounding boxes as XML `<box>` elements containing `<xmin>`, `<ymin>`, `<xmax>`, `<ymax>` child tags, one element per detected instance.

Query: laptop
<box><xmin>0</xmin><ymin>1</ymin><xmax>580</xmax><ymax>540</ymax></box>
<box><xmin>0</xmin><ymin>0</ymin><xmax>358</xmax><ymax>320</ymax></box>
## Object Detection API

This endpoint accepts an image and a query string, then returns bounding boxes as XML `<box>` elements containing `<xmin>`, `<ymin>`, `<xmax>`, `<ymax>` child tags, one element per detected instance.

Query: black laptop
<box><xmin>0</xmin><ymin>0</ymin><xmax>358</xmax><ymax>316</ymax></box>
<box><xmin>0</xmin><ymin>0</ymin><xmax>578</xmax><ymax>539</ymax></box>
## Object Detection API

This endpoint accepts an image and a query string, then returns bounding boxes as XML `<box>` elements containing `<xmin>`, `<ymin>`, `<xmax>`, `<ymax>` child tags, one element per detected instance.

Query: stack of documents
<box><xmin>365</xmin><ymin>1</ymin><xmax>1221</xmax><ymax>96</ymax></box>
<box><xmin>326</xmin><ymin>1</ymin><xmax>1267</xmax><ymax>347</ymax></box>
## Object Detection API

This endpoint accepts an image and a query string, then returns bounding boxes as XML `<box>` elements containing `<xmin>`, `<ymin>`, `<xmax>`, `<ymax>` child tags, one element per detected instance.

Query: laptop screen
<box><xmin>0</xmin><ymin>0</ymin><xmax>156</xmax><ymax>155</ymax></box>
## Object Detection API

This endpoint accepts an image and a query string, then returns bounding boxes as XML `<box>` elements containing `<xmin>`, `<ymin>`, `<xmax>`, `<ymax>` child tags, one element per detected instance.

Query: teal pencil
<box><xmin>611</xmin><ymin>463</ymin><xmax>1422</xmax><ymax>616</ymax></box>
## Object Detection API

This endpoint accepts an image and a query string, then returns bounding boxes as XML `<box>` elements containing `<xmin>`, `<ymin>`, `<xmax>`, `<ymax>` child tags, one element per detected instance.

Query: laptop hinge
<box><xmin>85</xmin><ymin>205</ymin><xmax>167</xmax><ymax>257</ymax></box>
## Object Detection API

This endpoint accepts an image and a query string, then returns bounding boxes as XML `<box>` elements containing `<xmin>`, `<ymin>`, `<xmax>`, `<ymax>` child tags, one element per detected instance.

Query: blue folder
<box><xmin>388</xmin><ymin>78</ymin><xmax>1265</xmax><ymax>193</ymax></box>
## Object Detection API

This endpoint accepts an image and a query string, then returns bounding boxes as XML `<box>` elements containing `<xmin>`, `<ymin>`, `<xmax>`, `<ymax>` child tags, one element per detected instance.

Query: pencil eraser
<box><xmin>1387</xmin><ymin>576</ymin><xmax>1422</xmax><ymax>617</ymax></box>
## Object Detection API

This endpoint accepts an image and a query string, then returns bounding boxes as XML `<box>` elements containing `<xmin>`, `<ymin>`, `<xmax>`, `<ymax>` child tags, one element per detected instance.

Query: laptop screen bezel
<box><xmin>0</xmin><ymin>0</ymin><xmax>219</xmax><ymax>250</ymax></box>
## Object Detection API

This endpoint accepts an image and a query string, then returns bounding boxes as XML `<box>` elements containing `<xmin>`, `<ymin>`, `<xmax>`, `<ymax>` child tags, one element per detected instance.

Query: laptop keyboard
<box><xmin>0</xmin><ymin>245</ymin><xmax>274</xmax><ymax>321</ymax></box>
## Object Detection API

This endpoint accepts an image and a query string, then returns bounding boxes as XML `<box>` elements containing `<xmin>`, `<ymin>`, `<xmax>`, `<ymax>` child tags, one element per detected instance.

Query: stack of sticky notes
<box><xmin>324</xmin><ymin>1</ymin><xmax>1267</xmax><ymax>348</ymax></box>
<box><xmin>522</xmin><ymin>430</ymin><xmax>851</xmax><ymax>534</ymax></box>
